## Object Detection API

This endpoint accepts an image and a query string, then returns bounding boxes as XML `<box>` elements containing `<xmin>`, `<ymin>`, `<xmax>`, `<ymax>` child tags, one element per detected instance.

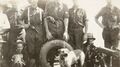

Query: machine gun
<box><xmin>84</xmin><ymin>43</ymin><xmax>120</xmax><ymax>67</ymax></box>
<box><xmin>96</xmin><ymin>47</ymin><xmax>120</xmax><ymax>58</ymax></box>
<box><xmin>96</xmin><ymin>47</ymin><xmax>120</xmax><ymax>67</ymax></box>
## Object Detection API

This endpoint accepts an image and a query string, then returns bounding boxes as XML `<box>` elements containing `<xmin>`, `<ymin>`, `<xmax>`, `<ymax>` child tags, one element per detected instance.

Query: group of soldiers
<box><xmin>0</xmin><ymin>0</ymin><xmax>120</xmax><ymax>67</ymax></box>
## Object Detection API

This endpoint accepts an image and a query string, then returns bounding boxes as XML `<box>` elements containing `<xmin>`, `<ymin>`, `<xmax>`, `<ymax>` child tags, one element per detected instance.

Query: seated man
<box><xmin>5</xmin><ymin>3</ymin><xmax>26</xmax><ymax>63</ymax></box>
<box><xmin>83</xmin><ymin>33</ymin><xmax>106</xmax><ymax>67</ymax></box>
<box><xmin>0</xmin><ymin>3</ymin><xmax>10</xmax><ymax>67</ymax></box>
<box><xmin>11</xmin><ymin>40</ymin><xmax>26</xmax><ymax>67</ymax></box>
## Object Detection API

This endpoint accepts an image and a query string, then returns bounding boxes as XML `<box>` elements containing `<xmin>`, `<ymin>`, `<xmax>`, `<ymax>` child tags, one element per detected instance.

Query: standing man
<box><xmin>6</xmin><ymin>3</ymin><xmax>26</xmax><ymax>44</ymax></box>
<box><xmin>21</xmin><ymin>0</ymin><xmax>45</xmax><ymax>67</ymax></box>
<box><xmin>0</xmin><ymin>3</ymin><xmax>10</xmax><ymax>67</ymax></box>
<box><xmin>0</xmin><ymin>4</ymin><xmax>10</xmax><ymax>35</ymax></box>
<box><xmin>44</xmin><ymin>0</ymin><xmax>69</xmax><ymax>41</ymax></box>
<box><xmin>68</xmin><ymin>0</ymin><xmax>88</xmax><ymax>49</ymax></box>
<box><xmin>5</xmin><ymin>3</ymin><xmax>26</xmax><ymax>63</ymax></box>
<box><xmin>95</xmin><ymin>0</ymin><xmax>120</xmax><ymax>67</ymax></box>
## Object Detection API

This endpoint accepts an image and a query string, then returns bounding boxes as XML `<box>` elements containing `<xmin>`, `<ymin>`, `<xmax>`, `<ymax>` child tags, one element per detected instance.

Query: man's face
<box><xmin>73</xmin><ymin>0</ymin><xmax>80</xmax><ymax>7</ymax></box>
<box><xmin>88</xmin><ymin>39</ymin><xmax>94</xmax><ymax>44</ymax></box>
<box><xmin>56</xmin><ymin>0</ymin><xmax>62</xmax><ymax>4</ymax></box>
<box><xmin>29</xmin><ymin>0</ymin><xmax>38</xmax><ymax>7</ymax></box>
<box><xmin>17</xmin><ymin>43</ymin><xmax>23</xmax><ymax>53</ymax></box>
<box><xmin>106</xmin><ymin>0</ymin><xmax>112</xmax><ymax>5</ymax></box>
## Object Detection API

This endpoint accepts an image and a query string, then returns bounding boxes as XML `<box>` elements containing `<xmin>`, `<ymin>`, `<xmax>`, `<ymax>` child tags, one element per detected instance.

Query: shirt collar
<box><xmin>30</xmin><ymin>5</ymin><xmax>38</xmax><ymax>10</ymax></box>
<box><xmin>106</xmin><ymin>4</ymin><xmax>115</xmax><ymax>10</ymax></box>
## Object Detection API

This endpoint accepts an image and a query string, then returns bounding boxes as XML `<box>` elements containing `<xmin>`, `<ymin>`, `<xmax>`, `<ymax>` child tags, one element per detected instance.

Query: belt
<box><xmin>69</xmin><ymin>24</ymin><xmax>84</xmax><ymax>29</ymax></box>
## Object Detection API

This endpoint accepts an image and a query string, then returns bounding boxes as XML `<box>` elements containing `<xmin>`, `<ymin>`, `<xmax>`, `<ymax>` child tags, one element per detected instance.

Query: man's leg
<box><xmin>17</xmin><ymin>28</ymin><xmax>26</xmax><ymax>43</ymax></box>
<box><xmin>68</xmin><ymin>29</ymin><xmax>76</xmax><ymax>49</ymax></box>
<box><xmin>111</xmin><ymin>40</ymin><xmax>120</xmax><ymax>67</ymax></box>
<box><xmin>35</xmin><ymin>41</ymin><xmax>42</xmax><ymax>67</ymax></box>
<box><xmin>35</xmin><ymin>26</ymin><xmax>45</xmax><ymax>67</ymax></box>
<box><xmin>111</xmin><ymin>40</ymin><xmax>119</xmax><ymax>50</ymax></box>
<box><xmin>104</xmin><ymin>41</ymin><xmax>112</xmax><ymax>67</ymax></box>
<box><xmin>102</xmin><ymin>28</ymin><xmax>112</xmax><ymax>67</ymax></box>
<box><xmin>74</xmin><ymin>29</ymin><xmax>84</xmax><ymax>49</ymax></box>
<box><xmin>110</xmin><ymin>28</ymin><xmax>120</xmax><ymax>67</ymax></box>
<box><xmin>111</xmin><ymin>28</ymin><xmax>120</xmax><ymax>49</ymax></box>
<box><xmin>26</xmin><ymin>29</ymin><xmax>36</xmax><ymax>67</ymax></box>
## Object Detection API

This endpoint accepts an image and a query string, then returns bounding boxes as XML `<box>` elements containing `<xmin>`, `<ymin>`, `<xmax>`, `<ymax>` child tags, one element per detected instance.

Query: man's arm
<box><xmin>84</xmin><ymin>21</ymin><xmax>88</xmax><ymax>34</ymax></box>
<box><xmin>64</xmin><ymin>14</ymin><xmax>69</xmax><ymax>33</ymax></box>
<box><xmin>21</xmin><ymin>7</ymin><xmax>30</xmax><ymax>29</ymax></box>
<box><xmin>39</xmin><ymin>8</ymin><xmax>44</xmax><ymax>22</ymax></box>
<box><xmin>4</xmin><ymin>14</ymin><xmax>10</xmax><ymax>29</ymax></box>
<box><xmin>83</xmin><ymin>10</ymin><xmax>88</xmax><ymax>41</ymax></box>
<box><xmin>44</xmin><ymin>2</ymin><xmax>51</xmax><ymax>34</ymax></box>
<box><xmin>0</xmin><ymin>14</ymin><xmax>10</xmax><ymax>29</ymax></box>
<box><xmin>63</xmin><ymin>11</ymin><xmax>69</xmax><ymax>41</ymax></box>
<box><xmin>83</xmin><ymin>10</ymin><xmax>88</xmax><ymax>34</ymax></box>
<box><xmin>95</xmin><ymin>8</ymin><xmax>104</xmax><ymax>28</ymax></box>
<box><xmin>0</xmin><ymin>14</ymin><xmax>10</xmax><ymax>34</ymax></box>
<box><xmin>117</xmin><ymin>7</ymin><xmax>120</xmax><ymax>27</ymax></box>
<box><xmin>44</xmin><ymin>2</ymin><xmax>53</xmax><ymax>39</ymax></box>
<box><xmin>63</xmin><ymin>5</ymin><xmax>69</xmax><ymax>34</ymax></box>
<box><xmin>44</xmin><ymin>17</ymin><xmax>50</xmax><ymax>34</ymax></box>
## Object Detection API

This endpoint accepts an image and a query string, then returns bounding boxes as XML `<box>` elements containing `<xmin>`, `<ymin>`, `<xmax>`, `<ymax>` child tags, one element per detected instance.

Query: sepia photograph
<box><xmin>0</xmin><ymin>0</ymin><xmax>120</xmax><ymax>67</ymax></box>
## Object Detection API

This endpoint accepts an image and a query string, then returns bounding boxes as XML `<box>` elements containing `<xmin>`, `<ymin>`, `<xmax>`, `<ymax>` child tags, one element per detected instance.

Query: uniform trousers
<box><xmin>102</xmin><ymin>27</ymin><xmax>120</xmax><ymax>67</ymax></box>
<box><xmin>25</xmin><ymin>24</ymin><xmax>45</xmax><ymax>67</ymax></box>
<box><xmin>68</xmin><ymin>26</ymin><xmax>84</xmax><ymax>49</ymax></box>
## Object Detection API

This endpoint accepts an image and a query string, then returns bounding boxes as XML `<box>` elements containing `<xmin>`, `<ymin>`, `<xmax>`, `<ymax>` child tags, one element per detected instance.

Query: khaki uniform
<box><xmin>68</xmin><ymin>7</ymin><xmax>87</xmax><ymax>49</ymax></box>
<box><xmin>21</xmin><ymin>6</ymin><xmax>45</xmax><ymax>67</ymax></box>
<box><xmin>6</xmin><ymin>8</ymin><xmax>26</xmax><ymax>44</ymax></box>
<box><xmin>0</xmin><ymin>12</ymin><xmax>10</xmax><ymax>67</ymax></box>
<box><xmin>44</xmin><ymin>1</ymin><xmax>69</xmax><ymax>39</ymax></box>
<box><xmin>96</xmin><ymin>6</ymin><xmax>120</xmax><ymax>67</ymax></box>
<box><xmin>96</xmin><ymin>6</ymin><xmax>120</xmax><ymax>49</ymax></box>
<box><xmin>5</xmin><ymin>8</ymin><xmax>26</xmax><ymax>61</ymax></box>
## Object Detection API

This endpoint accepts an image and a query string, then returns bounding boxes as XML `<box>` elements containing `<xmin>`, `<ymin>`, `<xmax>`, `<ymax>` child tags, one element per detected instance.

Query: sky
<box><xmin>0</xmin><ymin>0</ymin><xmax>120</xmax><ymax>47</ymax></box>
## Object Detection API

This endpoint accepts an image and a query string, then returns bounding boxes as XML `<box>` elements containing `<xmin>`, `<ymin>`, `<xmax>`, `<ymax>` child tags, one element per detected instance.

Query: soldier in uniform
<box><xmin>83</xmin><ymin>33</ymin><xmax>96</xmax><ymax>67</ymax></box>
<box><xmin>5</xmin><ymin>3</ymin><xmax>26</xmax><ymax>63</ymax></box>
<box><xmin>0</xmin><ymin>3</ymin><xmax>10</xmax><ymax>67</ymax></box>
<box><xmin>6</xmin><ymin>3</ymin><xmax>26</xmax><ymax>44</ymax></box>
<box><xmin>0</xmin><ymin>4</ymin><xmax>10</xmax><ymax>39</ymax></box>
<box><xmin>83</xmin><ymin>33</ymin><xmax>106</xmax><ymax>67</ymax></box>
<box><xmin>68</xmin><ymin>0</ymin><xmax>88</xmax><ymax>49</ymax></box>
<box><xmin>44</xmin><ymin>0</ymin><xmax>69</xmax><ymax>41</ymax></box>
<box><xmin>21</xmin><ymin>0</ymin><xmax>45</xmax><ymax>67</ymax></box>
<box><xmin>11</xmin><ymin>40</ymin><xmax>25</xmax><ymax>67</ymax></box>
<box><xmin>95</xmin><ymin>0</ymin><xmax>120</xmax><ymax>67</ymax></box>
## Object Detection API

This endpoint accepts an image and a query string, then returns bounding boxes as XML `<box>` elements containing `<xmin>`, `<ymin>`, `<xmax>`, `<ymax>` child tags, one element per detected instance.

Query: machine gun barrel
<box><xmin>96</xmin><ymin>47</ymin><xmax>120</xmax><ymax>58</ymax></box>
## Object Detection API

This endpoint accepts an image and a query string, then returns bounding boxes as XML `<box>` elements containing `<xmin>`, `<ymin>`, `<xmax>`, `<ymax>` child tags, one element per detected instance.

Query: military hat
<box><xmin>87</xmin><ymin>33</ymin><xmax>95</xmax><ymax>40</ymax></box>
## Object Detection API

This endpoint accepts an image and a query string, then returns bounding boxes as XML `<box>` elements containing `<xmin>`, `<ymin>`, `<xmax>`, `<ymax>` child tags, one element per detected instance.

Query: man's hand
<box><xmin>95</xmin><ymin>18</ymin><xmax>104</xmax><ymax>29</ymax></box>
<box><xmin>31</xmin><ymin>26</ymin><xmax>35</xmax><ymax>29</ymax></box>
<box><xmin>48</xmin><ymin>16</ymin><xmax>55</xmax><ymax>23</ymax></box>
<box><xmin>63</xmin><ymin>32</ymin><xmax>69</xmax><ymax>41</ymax></box>
<box><xmin>46</xmin><ymin>31</ymin><xmax>53</xmax><ymax>40</ymax></box>
<box><xmin>83</xmin><ymin>33</ymin><xmax>87</xmax><ymax>41</ymax></box>
<box><xmin>24</xmin><ymin>24</ymin><xmax>30</xmax><ymax>29</ymax></box>
<box><xmin>112</xmin><ymin>25</ymin><xmax>120</xmax><ymax>29</ymax></box>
